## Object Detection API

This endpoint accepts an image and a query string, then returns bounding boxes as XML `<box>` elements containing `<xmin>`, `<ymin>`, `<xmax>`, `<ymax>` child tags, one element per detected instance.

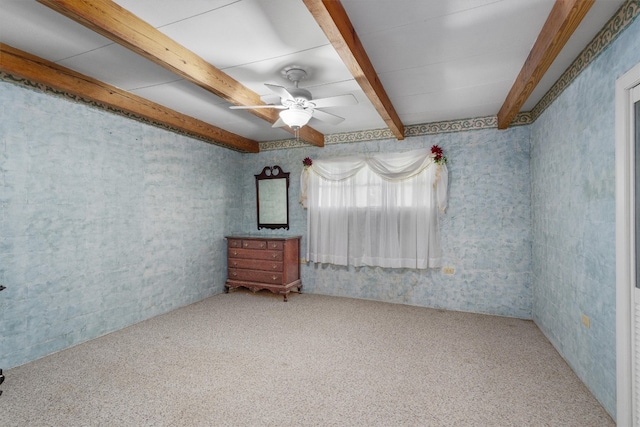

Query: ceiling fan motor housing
<box><xmin>285</xmin><ymin>87</ymin><xmax>312</xmax><ymax>104</ymax></box>
<box><xmin>281</xmin><ymin>67</ymin><xmax>313</xmax><ymax>105</ymax></box>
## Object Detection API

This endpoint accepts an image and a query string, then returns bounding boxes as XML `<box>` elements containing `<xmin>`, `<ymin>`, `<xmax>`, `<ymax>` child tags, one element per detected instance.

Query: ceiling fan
<box><xmin>230</xmin><ymin>66</ymin><xmax>358</xmax><ymax>130</ymax></box>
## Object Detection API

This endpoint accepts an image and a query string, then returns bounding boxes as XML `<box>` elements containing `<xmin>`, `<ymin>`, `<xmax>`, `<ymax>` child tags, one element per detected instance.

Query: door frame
<box><xmin>616</xmin><ymin>61</ymin><xmax>640</xmax><ymax>426</ymax></box>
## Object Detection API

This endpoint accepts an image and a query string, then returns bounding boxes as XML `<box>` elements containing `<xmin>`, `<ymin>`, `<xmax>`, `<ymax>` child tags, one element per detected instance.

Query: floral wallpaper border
<box><xmin>2</xmin><ymin>1</ymin><xmax>638</xmax><ymax>152</ymax></box>
<box><xmin>258</xmin><ymin>114</ymin><xmax>529</xmax><ymax>150</ymax></box>
<box><xmin>530</xmin><ymin>0</ymin><xmax>640</xmax><ymax>121</ymax></box>
<box><xmin>0</xmin><ymin>72</ymin><xmax>255</xmax><ymax>153</ymax></box>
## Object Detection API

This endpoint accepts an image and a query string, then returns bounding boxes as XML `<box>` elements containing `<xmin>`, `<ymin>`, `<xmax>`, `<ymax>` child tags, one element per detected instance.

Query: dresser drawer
<box><xmin>228</xmin><ymin>248</ymin><xmax>283</xmax><ymax>261</ymax></box>
<box><xmin>228</xmin><ymin>239</ymin><xmax>268</xmax><ymax>250</ymax></box>
<box><xmin>228</xmin><ymin>239</ymin><xmax>283</xmax><ymax>250</ymax></box>
<box><xmin>228</xmin><ymin>268</ymin><xmax>283</xmax><ymax>284</ymax></box>
<box><xmin>241</xmin><ymin>239</ymin><xmax>268</xmax><ymax>250</ymax></box>
<box><xmin>265</xmin><ymin>240</ymin><xmax>283</xmax><ymax>250</ymax></box>
<box><xmin>228</xmin><ymin>258</ymin><xmax>283</xmax><ymax>272</ymax></box>
<box><xmin>228</xmin><ymin>239</ymin><xmax>242</xmax><ymax>249</ymax></box>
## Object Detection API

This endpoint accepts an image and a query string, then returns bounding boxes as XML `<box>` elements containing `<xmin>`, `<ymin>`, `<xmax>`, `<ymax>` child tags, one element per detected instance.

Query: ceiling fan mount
<box><xmin>278</xmin><ymin>66</ymin><xmax>312</xmax><ymax>105</ymax></box>
<box><xmin>280</xmin><ymin>65</ymin><xmax>308</xmax><ymax>84</ymax></box>
<box><xmin>229</xmin><ymin>64</ymin><xmax>358</xmax><ymax>130</ymax></box>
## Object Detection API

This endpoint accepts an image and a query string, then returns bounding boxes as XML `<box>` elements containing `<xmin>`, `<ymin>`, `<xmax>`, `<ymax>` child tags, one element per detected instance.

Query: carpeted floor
<box><xmin>1</xmin><ymin>291</ymin><xmax>614</xmax><ymax>426</ymax></box>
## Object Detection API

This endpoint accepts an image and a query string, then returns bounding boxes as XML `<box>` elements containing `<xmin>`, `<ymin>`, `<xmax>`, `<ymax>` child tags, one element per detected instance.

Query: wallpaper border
<box><xmin>530</xmin><ymin>0</ymin><xmax>640</xmax><ymax>121</ymax></box>
<box><xmin>259</xmin><ymin>114</ymin><xmax>530</xmax><ymax>151</ymax></box>
<box><xmin>0</xmin><ymin>72</ymin><xmax>253</xmax><ymax>153</ymax></box>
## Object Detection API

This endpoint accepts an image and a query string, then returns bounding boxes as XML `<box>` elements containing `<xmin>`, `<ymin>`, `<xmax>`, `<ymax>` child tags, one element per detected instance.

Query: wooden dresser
<box><xmin>225</xmin><ymin>235</ymin><xmax>302</xmax><ymax>301</ymax></box>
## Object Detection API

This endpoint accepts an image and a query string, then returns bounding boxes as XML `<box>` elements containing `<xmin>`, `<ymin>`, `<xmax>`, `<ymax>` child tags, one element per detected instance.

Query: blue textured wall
<box><xmin>0</xmin><ymin>82</ymin><xmax>240</xmax><ymax>369</ymax></box>
<box><xmin>240</xmin><ymin>126</ymin><xmax>532</xmax><ymax>318</ymax></box>
<box><xmin>530</xmin><ymin>15</ymin><xmax>640</xmax><ymax>419</ymax></box>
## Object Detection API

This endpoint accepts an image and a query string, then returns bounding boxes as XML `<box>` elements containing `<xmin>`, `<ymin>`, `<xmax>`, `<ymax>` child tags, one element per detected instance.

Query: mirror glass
<box><xmin>255</xmin><ymin>165</ymin><xmax>290</xmax><ymax>230</ymax></box>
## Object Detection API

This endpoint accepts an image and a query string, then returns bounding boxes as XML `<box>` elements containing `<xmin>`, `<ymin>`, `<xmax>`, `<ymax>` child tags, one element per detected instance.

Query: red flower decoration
<box><xmin>431</xmin><ymin>145</ymin><xmax>447</xmax><ymax>164</ymax></box>
<box><xmin>303</xmin><ymin>157</ymin><xmax>313</xmax><ymax>167</ymax></box>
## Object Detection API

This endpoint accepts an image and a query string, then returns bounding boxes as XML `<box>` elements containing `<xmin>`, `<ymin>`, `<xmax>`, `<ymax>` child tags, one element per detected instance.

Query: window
<box><xmin>300</xmin><ymin>148</ymin><xmax>448</xmax><ymax>269</ymax></box>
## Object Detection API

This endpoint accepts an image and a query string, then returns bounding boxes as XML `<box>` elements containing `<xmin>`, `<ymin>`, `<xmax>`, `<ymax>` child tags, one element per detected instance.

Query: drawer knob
<box><xmin>232</xmin><ymin>262</ymin><xmax>238</xmax><ymax>267</ymax></box>
<box><xmin>233</xmin><ymin>251</ymin><xmax>238</xmax><ymax>256</ymax></box>
<box><xmin>261</xmin><ymin>243</ymin><xmax>265</xmax><ymax>248</ymax></box>
<box><xmin>272</xmin><ymin>254</ymin><xmax>277</xmax><ymax>259</ymax></box>
<box><xmin>244</xmin><ymin>243</ymin><xmax>248</xmax><ymax>247</ymax></box>
<box><xmin>232</xmin><ymin>272</ymin><xmax>237</xmax><ymax>277</ymax></box>
<box><xmin>271</xmin><ymin>243</ymin><xmax>277</xmax><ymax>248</ymax></box>
<box><xmin>272</xmin><ymin>275</ymin><xmax>278</xmax><ymax>281</ymax></box>
<box><xmin>272</xmin><ymin>264</ymin><xmax>277</xmax><ymax>269</ymax></box>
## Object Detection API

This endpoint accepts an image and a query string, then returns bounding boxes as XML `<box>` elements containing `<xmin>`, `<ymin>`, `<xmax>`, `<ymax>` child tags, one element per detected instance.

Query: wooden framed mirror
<box><xmin>255</xmin><ymin>165</ymin><xmax>290</xmax><ymax>230</ymax></box>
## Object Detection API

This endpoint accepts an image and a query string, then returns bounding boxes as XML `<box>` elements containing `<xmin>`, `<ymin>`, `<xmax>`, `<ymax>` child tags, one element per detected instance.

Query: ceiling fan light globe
<box><xmin>279</xmin><ymin>108</ymin><xmax>313</xmax><ymax>129</ymax></box>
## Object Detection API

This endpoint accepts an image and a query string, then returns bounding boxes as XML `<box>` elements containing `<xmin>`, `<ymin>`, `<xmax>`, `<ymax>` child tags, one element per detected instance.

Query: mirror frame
<box><xmin>255</xmin><ymin>165</ymin><xmax>290</xmax><ymax>230</ymax></box>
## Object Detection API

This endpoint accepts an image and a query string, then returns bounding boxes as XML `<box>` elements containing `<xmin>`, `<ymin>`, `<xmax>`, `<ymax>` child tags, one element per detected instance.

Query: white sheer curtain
<box><xmin>300</xmin><ymin>148</ymin><xmax>448</xmax><ymax>269</ymax></box>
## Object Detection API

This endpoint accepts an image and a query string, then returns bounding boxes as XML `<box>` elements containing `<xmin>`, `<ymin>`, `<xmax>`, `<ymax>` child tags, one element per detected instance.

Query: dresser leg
<box><xmin>224</xmin><ymin>285</ymin><xmax>229</xmax><ymax>294</ymax></box>
<box><xmin>283</xmin><ymin>293</ymin><xmax>288</xmax><ymax>302</ymax></box>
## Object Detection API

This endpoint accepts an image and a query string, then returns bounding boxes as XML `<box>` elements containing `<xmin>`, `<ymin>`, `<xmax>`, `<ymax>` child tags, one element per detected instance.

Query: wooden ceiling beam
<box><xmin>497</xmin><ymin>0</ymin><xmax>594</xmax><ymax>129</ymax></box>
<box><xmin>0</xmin><ymin>43</ymin><xmax>260</xmax><ymax>153</ymax></box>
<box><xmin>37</xmin><ymin>0</ymin><xmax>324</xmax><ymax>147</ymax></box>
<box><xmin>303</xmin><ymin>0</ymin><xmax>404</xmax><ymax>140</ymax></box>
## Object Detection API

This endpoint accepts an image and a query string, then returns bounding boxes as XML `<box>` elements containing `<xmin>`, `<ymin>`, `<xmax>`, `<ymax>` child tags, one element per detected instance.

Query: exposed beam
<box><xmin>37</xmin><ymin>0</ymin><xmax>324</xmax><ymax>147</ymax></box>
<box><xmin>497</xmin><ymin>0</ymin><xmax>594</xmax><ymax>129</ymax></box>
<box><xmin>304</xmin><ymin>0</ymin><xmax>404</xmax><ymax>140</ymax></box>
<box><xmin>0</xmin><ymin>43</ymin><xmax>260</xmax><ymax>153</ymax></box>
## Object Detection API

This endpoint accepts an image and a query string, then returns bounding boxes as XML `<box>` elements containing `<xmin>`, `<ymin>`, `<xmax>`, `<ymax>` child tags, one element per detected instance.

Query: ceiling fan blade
<box><xmin>229</xmin><ymin>104</ymin><xmax>286</xmax><ymax>110</ymax></box>
<box><xmin>260</xmin><ymin>94</ymin><xmax>281</xmax><ymax>105</ymax></box>
<box><xmin>265</xmin><ymin>83</ymin><xmax>295</xmax><ymax>102</ymax></box>
<box><xmin>312</xmin><ymin>109</ymin><xmax>345</xmax><ymax>125</ymax></box>
<box><xmin>271</xmin><ymin>117</ymin><xmax>287</xmax><ymax>128</ymax></box>
<box><xmin>311</xmin><ymin>94</ymin><xmax>358</xmax><ymax>109</ymax></box>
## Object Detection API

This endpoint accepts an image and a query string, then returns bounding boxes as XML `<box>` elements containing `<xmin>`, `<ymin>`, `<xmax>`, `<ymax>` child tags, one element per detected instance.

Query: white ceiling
<box><xmin>0</xmin><ymin>0</ymin><xmax>626</xmax><ymax>144</ymax></box>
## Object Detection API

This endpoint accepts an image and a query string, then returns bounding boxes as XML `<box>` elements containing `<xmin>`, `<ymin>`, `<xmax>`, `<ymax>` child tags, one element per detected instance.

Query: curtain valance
<box><xmin>300</xmin><ymin>148</ymin><xmax>448</xmax><ymax>212</ymax></box>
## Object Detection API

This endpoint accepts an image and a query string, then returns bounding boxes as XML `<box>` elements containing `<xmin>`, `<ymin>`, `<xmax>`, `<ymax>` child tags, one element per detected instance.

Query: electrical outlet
<box><xmin>443</xmin><ymin>267</ymin><xmax>455</xmax><ymax>275</ymax></box>
<box><xmin>581</xmin><ymin>314</ymin><xmax>590</xmax><ymax>328</ymax></box>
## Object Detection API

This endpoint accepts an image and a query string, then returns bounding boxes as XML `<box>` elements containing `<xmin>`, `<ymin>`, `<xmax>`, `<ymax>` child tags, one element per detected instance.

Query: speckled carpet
<box><xmin>1</xmin><ymin>291</ymin><xmax>614</xmax><ymax>426</ymax></box>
